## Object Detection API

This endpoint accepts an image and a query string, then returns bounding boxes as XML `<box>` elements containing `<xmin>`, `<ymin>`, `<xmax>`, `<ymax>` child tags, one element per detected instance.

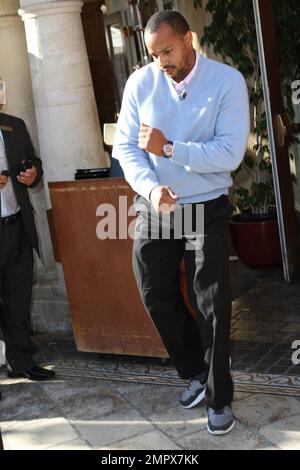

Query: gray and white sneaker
<box><xmin>207</xmin><ymin>405</ymin><xmax>235</xmax><ymax>435</ymax></box>
<box><xmin>179</xmin><ymin>375</ymin><xmax>206</xmax><ymax>409</ymax></box>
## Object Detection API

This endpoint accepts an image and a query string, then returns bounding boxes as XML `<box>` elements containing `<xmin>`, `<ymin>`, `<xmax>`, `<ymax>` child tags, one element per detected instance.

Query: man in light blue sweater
<box><xmin>113</xmin><ymin>10</ymin><xmax>250</xmax><ymax>435</ymax></box>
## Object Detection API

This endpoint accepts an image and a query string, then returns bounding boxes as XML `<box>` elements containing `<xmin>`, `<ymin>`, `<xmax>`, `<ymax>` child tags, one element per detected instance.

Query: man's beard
<box><xmin>172</xmin><ymin>66</ymin><xmax>189</xmax><ymax>82</ymax></box>
<box><xmin>162</xmin><ymin>60</ymin><xmax>190</xmax><ymax>82</ymax></box>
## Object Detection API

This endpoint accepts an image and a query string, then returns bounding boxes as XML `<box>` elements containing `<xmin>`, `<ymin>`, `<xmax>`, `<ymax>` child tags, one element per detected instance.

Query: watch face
<box><xmin>163</xmin><ymin>144</ymin><xmax>173</xmax><ymax>156</ymax></box>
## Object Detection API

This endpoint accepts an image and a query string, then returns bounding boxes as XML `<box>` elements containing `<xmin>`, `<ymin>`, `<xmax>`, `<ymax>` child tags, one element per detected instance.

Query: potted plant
<box><xmin>229</xmin><ymin>150</ymin><xmax>282</xmax><ymax>268</ymax></box>
<box><xmin>194</xmin><ymin>0</ymin><xmax>299</xmax><ymax>268</ymax></box>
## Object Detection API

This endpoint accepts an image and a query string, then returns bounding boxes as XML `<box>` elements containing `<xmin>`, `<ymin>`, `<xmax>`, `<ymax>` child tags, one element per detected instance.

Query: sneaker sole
<box><xmin>207</xmin><ymin>419</ymin><xmax>236</xmax><ymax>436</ymax></box>
<box><xmin>180</xmin><ymin>387</ymin><xmax>206</xmax><ymax>409</ymax></box>
<box><xmin>7</xmin><ymin>371</ymin><xmax>55</xmax><ymax>381</ymax></box>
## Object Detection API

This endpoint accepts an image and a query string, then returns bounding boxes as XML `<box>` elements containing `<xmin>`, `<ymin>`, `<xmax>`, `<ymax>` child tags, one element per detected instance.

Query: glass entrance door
<box><xmin>253</xmin><ymin>0</ymin><xmax>300</xmax><ymax>282</ymax></box>
<box><xmin>104</xmin><ymin>13</ymin><xmax>130</xmax><ymax>112</ymax></box>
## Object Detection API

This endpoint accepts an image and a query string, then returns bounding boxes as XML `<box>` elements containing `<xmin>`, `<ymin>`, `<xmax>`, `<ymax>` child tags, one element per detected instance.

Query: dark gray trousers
<box><xmin>0</xmin><ymin>217</ymin><xmax>36</xmax><ymax>372</ymax></box>
<box><xmin>132</xmin><ymin>194</ymin><xmax>234</xmax><ymax>410</ymax></box>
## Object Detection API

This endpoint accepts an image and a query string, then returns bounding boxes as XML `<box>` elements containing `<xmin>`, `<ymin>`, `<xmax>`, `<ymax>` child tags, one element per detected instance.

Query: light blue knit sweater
<box><xmin>112</xmin><ymin>52</ymin><xmax>250</xmax><ymax>204</ymax></box>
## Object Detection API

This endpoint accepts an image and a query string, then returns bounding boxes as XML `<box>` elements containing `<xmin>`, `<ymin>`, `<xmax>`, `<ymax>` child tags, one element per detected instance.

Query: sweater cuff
<box><xmin>140</xmin><ymin>181</ymin><xmax>160</xmax><ymax>202</ymax></box>
<box><xmin>172</xmin><ymin>141</ymin><xmax>189</xmax><ymax>167</ymax></box>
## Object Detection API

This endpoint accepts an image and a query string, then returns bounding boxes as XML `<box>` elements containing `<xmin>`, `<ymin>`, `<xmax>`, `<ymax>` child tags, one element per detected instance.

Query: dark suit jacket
<box><xmin>0</xmin><ymin>112</ymin><xmax>43</xmax><ymax>255</ymax></box>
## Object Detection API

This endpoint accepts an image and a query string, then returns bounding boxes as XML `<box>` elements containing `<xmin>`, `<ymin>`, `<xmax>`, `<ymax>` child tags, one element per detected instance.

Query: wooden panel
<box><xmin>49</xmin><ymin>178</ymin><xmax>169</xmax><ymax>357</ymax></box>
<box><xmin>47</xmin><ymin>208</ymin><xmax>61</xmax><ymax>263</ymax></box>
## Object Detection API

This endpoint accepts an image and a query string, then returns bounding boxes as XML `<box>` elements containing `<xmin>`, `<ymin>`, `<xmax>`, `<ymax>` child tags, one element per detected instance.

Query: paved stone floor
<box><xmin>1</xmin><ymin>263</ymin><xmax>300</xmax><ymax>450</ymax></box>
<box><xmin>1</xmin><ymin>369</ymin><xmax>300</xmax><ymax>450</ymax></box>
<box><xmin>230</xmin><ymin>263</ymin><xmax>300</xmax><ymax>376</ymax></box>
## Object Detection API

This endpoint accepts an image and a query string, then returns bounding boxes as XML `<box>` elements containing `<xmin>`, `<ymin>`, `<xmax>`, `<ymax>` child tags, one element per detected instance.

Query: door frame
<box><xmin>253</xmin><ymin>0</ymin><xmax>300</xmax><ymax>283</ymax></box>
<box><xmin>104</xmin><ymin>12</ymin><xmax>132</xmax><ymax>110</ymax></box>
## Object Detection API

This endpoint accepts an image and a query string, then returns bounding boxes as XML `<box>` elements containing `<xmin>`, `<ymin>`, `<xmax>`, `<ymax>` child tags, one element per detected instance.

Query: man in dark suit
<box><xmin>0</xmin><ymin>84</ymin><xmax>55</xmax><ymax>382</ymax></box>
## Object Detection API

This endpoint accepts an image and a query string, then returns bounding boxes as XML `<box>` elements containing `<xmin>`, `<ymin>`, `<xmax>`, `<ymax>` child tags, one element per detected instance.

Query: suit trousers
<box><xmin>132</xmin><ymin>194</ymin><xmax>234</xmax><ymax>410</ymax></box>
<box><xmin>0</xmin><ymin>216</ymin><xmax>36</xmax><ymax>372</ymax></box>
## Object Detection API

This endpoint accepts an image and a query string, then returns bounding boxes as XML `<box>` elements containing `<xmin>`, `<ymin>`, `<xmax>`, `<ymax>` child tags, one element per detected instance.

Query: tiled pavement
<box><xmin>1</xmin><ymin>263</ymin><xmax>300</xmax><ymax>450</ymax></box>
<box><xmin>230</xmin><ymin>263</ymin><xmax>300</xmax><ymax>376</ymax></box>
<box><xmin>231</xmin><ymin>341</ymin><xmax>299</xmax><ymax>376</ymax></box>
<box><xmin>1</xmin><ymin>369</ymin><xmax>300</xmax><ymax>450</ymax></box>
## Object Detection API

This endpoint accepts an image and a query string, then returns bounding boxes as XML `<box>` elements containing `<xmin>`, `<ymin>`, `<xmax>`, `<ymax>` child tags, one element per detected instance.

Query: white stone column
<box><xmin>19</xmin><ymin>0</ymin><xmax>106</xmax><ymax>203</ymax></box>
<box><xmin>0</xmin><ymin>0</ymin><xmax>38</xmax><ymax>146</ymax></box>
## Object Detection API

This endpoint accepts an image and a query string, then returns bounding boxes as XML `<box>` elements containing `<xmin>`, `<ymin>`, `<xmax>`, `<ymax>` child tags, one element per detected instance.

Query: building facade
<box><xmin>1</xmin><ymin>0</ymin><xmax>300</xmax><ymax>335</ymax></box>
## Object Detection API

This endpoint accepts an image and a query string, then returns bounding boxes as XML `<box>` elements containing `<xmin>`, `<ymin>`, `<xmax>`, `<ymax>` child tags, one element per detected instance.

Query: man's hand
<box><xmin>0</xmin><ymin>174</ymin><xmax>8</xmax><ymax>189</ymax></box>
<box><xmin>138</xmin><ymin>123</ymin><xmax>167</xmax><ymax>156</ymax></box>
<box><xmin>150</xmin><ymin>186</ymin><xmax>178</xmax><ymax>213</ymax></box>
<box><xmin>17</xmin><ymin>165</ymin><xmax>38</xmax><ymax>187</ymax></box>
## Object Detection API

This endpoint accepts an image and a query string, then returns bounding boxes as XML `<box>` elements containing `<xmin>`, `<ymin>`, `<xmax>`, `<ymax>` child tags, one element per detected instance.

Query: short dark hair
<box><xmin>145</xmin><ymin>11</ymin><xmax>190</xmax><ymax>36</ymax></box>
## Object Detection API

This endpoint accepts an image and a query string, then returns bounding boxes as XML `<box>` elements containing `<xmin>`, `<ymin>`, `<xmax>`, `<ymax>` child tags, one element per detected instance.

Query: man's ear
<box><xmin>184</xmin><ymin>31</ymin><xmax>193</xmax><ymax>47</ymax></box>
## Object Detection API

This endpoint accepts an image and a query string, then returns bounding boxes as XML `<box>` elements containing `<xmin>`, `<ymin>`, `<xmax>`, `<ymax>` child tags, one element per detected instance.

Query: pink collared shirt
<box><xmin>172</xmin><ymin>50</ymin><xmax>199</xmax><ymax>95</ymax></box>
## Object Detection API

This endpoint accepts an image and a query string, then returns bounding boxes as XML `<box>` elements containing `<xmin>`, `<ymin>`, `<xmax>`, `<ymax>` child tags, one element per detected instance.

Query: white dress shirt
<box><xmin>0</xmin><ymin>130</ymin><xmax>20</xmax><ymax>217</ymax></box>
<box><xmin>171</xmin><ymin>50</ymin><xmax>200</xmax><ymax>96</ymax></box>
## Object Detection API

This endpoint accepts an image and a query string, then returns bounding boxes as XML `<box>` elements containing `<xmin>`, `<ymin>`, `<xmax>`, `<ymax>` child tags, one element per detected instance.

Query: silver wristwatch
<box><xmin>162</xmin><ymin>141</ymin><xmax>173</xmax><ymax>158</ymax></box>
